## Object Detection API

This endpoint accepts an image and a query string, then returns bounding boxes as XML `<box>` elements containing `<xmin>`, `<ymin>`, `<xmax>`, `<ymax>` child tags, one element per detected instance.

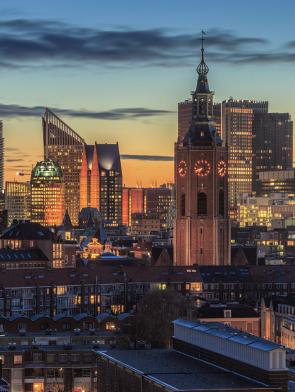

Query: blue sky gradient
<box><xmin>1</xmin><ymin>0</ymin><xmax>295</xmax><ymax>185</ymax></box>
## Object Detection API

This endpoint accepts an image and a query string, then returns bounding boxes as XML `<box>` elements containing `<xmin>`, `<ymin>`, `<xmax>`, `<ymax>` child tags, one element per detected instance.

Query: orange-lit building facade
<box><xmin>80</xmin><ymin>143</ymin><xmax>122</xmax><ymax>226</ymax></box>
<box><xmin>31</xmin><ymin>159</ymin><xmax>65</xmax><ymax>227</ymax></box>
<box><xmin>122</xmin><ymin>185</ymin><xmax>175</xmax><ymax>229</ymax></box>
<box><xmin>122</xmin><ymin>188</ymin><xmax>144</xmax><ymax>226</ymax></box>
<box><xmin>43</xmin><ymin>109</ymin><xmax>85</xmax><ymax>226</ymax></box>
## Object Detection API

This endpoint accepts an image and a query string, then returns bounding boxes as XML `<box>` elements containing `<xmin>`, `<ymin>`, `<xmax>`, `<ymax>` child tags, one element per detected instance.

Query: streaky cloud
<box><xmin>121</xmin><ymin>154</ymin><xmax>173</xmax><ymax>161</ymax></box>
<box><xmin>0</xmin><ymin>103</ymin><xmax>173</xmax><ymax>120</ymax></box>
<box><xmin>0</xmin><ymin>19</ymin><xmax>291</xmax><ymax>68</ymax></box>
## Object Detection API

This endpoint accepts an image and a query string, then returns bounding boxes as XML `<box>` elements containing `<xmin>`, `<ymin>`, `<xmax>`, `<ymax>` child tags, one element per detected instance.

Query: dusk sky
<box><xmin>1</xmin><ymin>0</ymin><xmax>295</xmax><ymax>186</ymax></box>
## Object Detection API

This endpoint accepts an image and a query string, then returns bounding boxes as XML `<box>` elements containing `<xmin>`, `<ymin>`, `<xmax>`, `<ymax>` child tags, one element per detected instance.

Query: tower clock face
<box><xmin>178</xmin><ymin>160</ymin><xmax>187</xmax><ymax>177</ymax></box>
<box><xmin>194</xmin><ymin>160</ymin><xmax>211</xmax><ymax>177</ymax></box>
<box><xmin>217</xmin><ymin>160</ymin><xmax>227</xmax><ymax>177</ymax></box>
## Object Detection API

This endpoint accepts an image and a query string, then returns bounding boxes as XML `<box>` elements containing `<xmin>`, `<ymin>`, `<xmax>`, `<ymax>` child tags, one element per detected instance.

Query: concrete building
<box><xmin>97</xmin><ymin>319</ymin><xmax>288</xmax><ymax>391</ymax></box>
<box><xmin>257</xmin><ymin>169</ymin><xmax>295</xmax><ymax>196</ymax></box>
<box><xmin>196</xmin><ymin>304</ymin><xmax>260</xmax><ymax>336</ymax></box>
<box><xmin>122</xmin><ymin>184</ymin><xmax>175</xmax><ymax>230</ymax></box>
<box><xmin>253</xmin><ymin>113</ymin><xmax>293</xmax><ymax>191</ymax></box>
<box><xmin>238</xmin><ymin>193</ymin><xmax>295</xmax><ymax>228</ymax></box>
<box><xmin>221</xmin><ymin>99</ymin><xmax>268</xmax><ymax>219</ymax></box>
<box><xmin>5</xmin><ymin>181</ymin><xmax>31</xmax><ymax>226</ymax></box>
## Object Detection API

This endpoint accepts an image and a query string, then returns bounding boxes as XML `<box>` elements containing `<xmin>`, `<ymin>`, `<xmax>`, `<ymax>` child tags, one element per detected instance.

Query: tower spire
<box><xmin>196</xmin><ymin>30</ymin><xmax>209</xmax><ymax>83</ymax></box>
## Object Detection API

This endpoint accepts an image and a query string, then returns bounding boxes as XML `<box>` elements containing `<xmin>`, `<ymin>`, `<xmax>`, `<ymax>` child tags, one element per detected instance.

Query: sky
<box><xmin>1</xmin><ymin>0</ymin><xmax>295</xmax><ymax>186</ymax></box>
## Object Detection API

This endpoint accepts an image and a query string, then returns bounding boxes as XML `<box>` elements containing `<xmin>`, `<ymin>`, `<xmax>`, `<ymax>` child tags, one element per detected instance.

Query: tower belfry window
<box><xmin>180</xmin><ymin>194</ymin><xmax>186</xmax><ymax>216</ymax></box>
<box><xmin>197</xmin><ymin>192</ymin><xmax>207</xmax><ymax>215</ymax></box>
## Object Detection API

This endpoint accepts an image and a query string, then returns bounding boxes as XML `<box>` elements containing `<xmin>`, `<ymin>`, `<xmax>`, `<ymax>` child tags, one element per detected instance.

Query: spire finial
<box><xmin>197</xmin><ymin>30</ymin><xmax>209</xmax><ymax>75</ymax></box>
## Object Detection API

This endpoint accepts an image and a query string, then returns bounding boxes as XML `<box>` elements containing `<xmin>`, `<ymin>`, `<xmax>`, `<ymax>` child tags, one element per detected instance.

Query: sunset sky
<box><xmin>1</xmin><ymin>0</ymin><xmax>295</xmax><ymax>186</ymax></box>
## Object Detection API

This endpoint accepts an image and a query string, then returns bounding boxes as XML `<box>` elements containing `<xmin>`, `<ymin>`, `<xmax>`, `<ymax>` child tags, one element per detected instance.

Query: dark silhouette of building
<box><xmin>253</xmin><ymin>113</ymin><xmax>293</xmax><ymax>191</ymax></box>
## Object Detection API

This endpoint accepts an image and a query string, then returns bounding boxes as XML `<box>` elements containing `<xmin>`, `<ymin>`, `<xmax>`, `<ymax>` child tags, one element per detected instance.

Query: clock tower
<box><xmin>174</xmin><ymin>36</ymin><xmax>230</xmax><ymax>266</ymax></box>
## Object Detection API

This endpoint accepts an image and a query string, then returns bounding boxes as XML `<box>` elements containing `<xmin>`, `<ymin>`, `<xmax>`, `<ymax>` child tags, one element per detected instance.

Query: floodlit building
<box><xmin>80</xmin><ymin>143</ymin><xmax>122</xmax><ymax>226</ymax></box>
<box><xmin>5</xmin><ymin>181</ymin><xmax>31</xmax><ymax>225</ymax></box>
<box><xmin>238</xmin><ymin>193</ymin><xmax>295</xmax><ymax>228</ymax></box>
<box><xmin>257</xmin><ymin>169</ymin><xmax>295</xmax><ymax>196</ymax></box>
<box><xmin>43</xmin><ymin>109</ymin><xmax>85</xmax><ymax>225</ymax></box>
<box><xmin>221</xmin><ymin>99</ymin><xmax>268</xmax><ymax>219</ymax></box>
<box><xmin>31</xmin><ymin>159</ymin><xmax>65</xmax><ymax>227</ymax></box>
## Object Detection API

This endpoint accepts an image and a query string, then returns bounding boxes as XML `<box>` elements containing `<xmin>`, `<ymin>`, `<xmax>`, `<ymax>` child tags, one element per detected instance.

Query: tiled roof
<box><xmin>1</xmin><ymin>221</ymin><xmax>54</xmax><ymax>240</ymax></box>
<box><xmin>0</xmin><ymin>248</ymin><xmax>48</xmax><ymax>262</ymax></box>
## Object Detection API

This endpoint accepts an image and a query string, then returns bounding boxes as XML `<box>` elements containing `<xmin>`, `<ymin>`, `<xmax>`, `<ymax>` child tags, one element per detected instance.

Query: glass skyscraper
<box><xmin>43</xmin><ymin>109</ymin><xmax>85</xmax><ymax>225</ymax></box>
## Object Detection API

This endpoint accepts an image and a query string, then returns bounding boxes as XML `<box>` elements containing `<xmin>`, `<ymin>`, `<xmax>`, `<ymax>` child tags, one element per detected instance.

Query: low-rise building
<box><xmin>97</xmin><ymin>319</ymin><xmax>289</xmax><ymax>391</ymax></box>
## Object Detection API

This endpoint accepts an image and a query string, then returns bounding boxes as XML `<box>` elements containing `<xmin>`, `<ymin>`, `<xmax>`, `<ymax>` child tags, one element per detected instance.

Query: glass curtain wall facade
<box><xmin>43</xmin><ymin>109</ymin><xmax>85</xmax><ymax>225</ymax></box>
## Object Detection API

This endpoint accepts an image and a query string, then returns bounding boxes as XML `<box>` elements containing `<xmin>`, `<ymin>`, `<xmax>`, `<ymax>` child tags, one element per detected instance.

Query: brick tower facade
<box><xmin>174</xmin><ymin>37</ymin><xmax>230</xmax><ymax>266</ymax></box>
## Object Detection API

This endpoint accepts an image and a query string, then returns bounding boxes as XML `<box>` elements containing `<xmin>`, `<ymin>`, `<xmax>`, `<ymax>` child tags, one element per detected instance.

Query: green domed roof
<box><xmin>31</xmin><ymin>159</ymin><xmax>63</xmax><ymax>180</ymax></box>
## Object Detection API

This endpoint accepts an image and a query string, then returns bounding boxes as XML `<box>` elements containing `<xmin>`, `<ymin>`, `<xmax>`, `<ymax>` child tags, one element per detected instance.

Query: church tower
<box><xmin>174</xmin><ymin>35</ymin><xmax>230</xmax><ymax>266</ymax></box>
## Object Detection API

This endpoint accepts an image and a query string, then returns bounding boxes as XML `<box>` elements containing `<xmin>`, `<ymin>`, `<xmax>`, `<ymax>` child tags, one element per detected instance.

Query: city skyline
<box><xmin>1</xmin><ymin>0</ymin><xmax>295</xmax><ymax>186</ymax></box>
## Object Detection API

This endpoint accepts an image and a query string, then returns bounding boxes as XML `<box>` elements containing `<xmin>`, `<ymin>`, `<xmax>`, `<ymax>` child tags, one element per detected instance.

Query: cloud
<box><xmin>0</xmin><ymin>103</ymin><xmax>173</xmax><ymax>120</ymax></box>
<box><xmin>6</xmin><ymin>158</ymin><xmax>25</xmax><ymax>162</ymax></box>
<box><xmin>121</xmin><ymin>154</ymin><xmax>173</xmax><ymax>161</ymax></box>
<box><xmin>0</xmin><ymin>19</ymin><xmax>292</xmax><ymax>68</ymax></box>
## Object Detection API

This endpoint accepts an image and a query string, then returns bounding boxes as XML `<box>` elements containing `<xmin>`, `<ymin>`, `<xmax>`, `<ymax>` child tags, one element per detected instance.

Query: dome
<box><xmin>31</xmin><ymin>159</ymin><xmax>63</xmax><ymax>180</ymax></box>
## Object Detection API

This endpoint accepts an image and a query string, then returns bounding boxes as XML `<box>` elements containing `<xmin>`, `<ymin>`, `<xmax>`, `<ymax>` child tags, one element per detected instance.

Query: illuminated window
<box><xmin>14</xmin><ymin>355</ymin><xmax>22</xmax><ymax>364</ymax></box>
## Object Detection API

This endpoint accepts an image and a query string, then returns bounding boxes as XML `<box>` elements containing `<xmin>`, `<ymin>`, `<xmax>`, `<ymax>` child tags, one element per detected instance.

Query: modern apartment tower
<box><xmin>5</xmin><ymin>181</ymin><xmax>31</xmax><ymax>226</ymax></box>
<box><xmin>0</xmin><ymin>121</ymin><xmax>4</xmax><ymax>193</ymax></box>
<box><xmin>80</xmin><ymin>143</ymin><xmax>123</xmax><ymax>226</ymax></box>
<box><xmin>253</xmin><ymin>112</ymin><xmax>293</xmax><ymax>190</ymax></box>
<box><xmin>31</xmin><ymin>159</ymin><xmax>65</xmax><ymax>226</ymax></box>
<box><xmin>43</xmin><ymin>109</ymin><xmax>85</xmax><ymax>225</ymax></box>
<box><xmin>174</xmin><ymin>39</ymin><xmax>230</xmax><ymax>266</ymax></box>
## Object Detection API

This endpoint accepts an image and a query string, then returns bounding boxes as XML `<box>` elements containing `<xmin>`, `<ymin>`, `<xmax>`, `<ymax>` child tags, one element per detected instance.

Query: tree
<box><xmin>135</xmin><ymin>288</ymin><xmax>192</xmax><ymax>348</ymax></box>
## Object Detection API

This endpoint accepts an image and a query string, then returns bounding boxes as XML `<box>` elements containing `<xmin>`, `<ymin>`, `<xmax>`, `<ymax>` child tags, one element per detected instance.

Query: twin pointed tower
<box><xmin>174</xmin><ymin>36</ymin><xmax>230</xmax><ymax>266</ymax></box>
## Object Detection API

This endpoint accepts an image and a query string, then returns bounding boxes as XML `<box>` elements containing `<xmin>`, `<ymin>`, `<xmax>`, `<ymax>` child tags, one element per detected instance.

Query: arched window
<box><xmin>197</xmin><ymin>192</ymin><xmax>207</xmax><ymax>215</ymax></box>
<box><xmin>180</xmin><ymin>194</ymin><xmax>185</xmax><ymax>217</ymax></box>
<box><xmin>219</xmin><ymin>190</ymin><xmax>225</xmax><ymax>217</ymax></box>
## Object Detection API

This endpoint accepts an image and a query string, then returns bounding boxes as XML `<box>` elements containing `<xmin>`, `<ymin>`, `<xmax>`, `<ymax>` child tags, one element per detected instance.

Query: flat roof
<box><xmin>174</xmin><ymin>319</ymin><xmax>282</xmax><ymax>352</ymax></box>
<box><xmin>97</xmin><ymin>349</ymin><xmax>271</xmax><ymax>391</ymax></box>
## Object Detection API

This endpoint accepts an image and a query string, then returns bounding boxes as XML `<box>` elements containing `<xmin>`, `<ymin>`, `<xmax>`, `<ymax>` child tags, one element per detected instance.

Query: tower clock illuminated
<box><xmin>217</xmin><ymin>160</ymin><xmax>227</xmax><ymax>177</ymax></box>
<box><xmin>194</xmin><ymin>160</ymin><xmax>211</xmax><ymax>176</ymax></box>
<box><xmin>178</xmin><ymin>160</ymin><xmax>187</xmax><ymax>177</ymax></box>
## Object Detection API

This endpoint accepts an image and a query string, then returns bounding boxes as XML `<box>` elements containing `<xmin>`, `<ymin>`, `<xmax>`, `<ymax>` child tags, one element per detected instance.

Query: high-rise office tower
<box><xmin>5</xmin><ymin>181</ymin><xmax>31</xmax><ymax>226</ymax></box>
<box><xmin>80</xmin><ymin>143</ymin><xmax>122</xmax><ymax>226</ymax></box>
<box><xmin>174</xmin><ymin>40</ymin><xmax>230</xmax><ymax>266</ymax></box>
<box><xmin>253</xmin><ymin>113</ymin><xmax>293</xmax><ymax>190</ymax></box>
<box><xmin>0</xmin><ymin>121</ymin><xmax>4</xmax><ymax>193</ymax></box>
<box><xmin>43</xmin><ymin>109</ymin><xmax>85</xmax><ymax>225</ymax></box>
<box><xmin>31</xmin><ymin>159</ymin><xmax>65</xmax><ymax>226</ymax></box>
<box><xmin>221</xmin><ymin>99</ymin><xmax>268</xmax><ymax>219</ymax></box>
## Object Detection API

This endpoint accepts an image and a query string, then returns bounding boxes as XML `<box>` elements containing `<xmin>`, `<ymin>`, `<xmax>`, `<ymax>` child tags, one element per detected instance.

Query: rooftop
<box><xmin>174</xmin><ymin>319</ymin><xmax>282</xmax><ymax>352</ymax></box>
<box><xmin>1</xmin><ymin>221</ymin><xmax>55</xmax><ymax>241</ymax></box>
<box><xmin>98</xmin><ymin>349</ymin><xmax>270</xmax><ymax>391</ymax></box>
